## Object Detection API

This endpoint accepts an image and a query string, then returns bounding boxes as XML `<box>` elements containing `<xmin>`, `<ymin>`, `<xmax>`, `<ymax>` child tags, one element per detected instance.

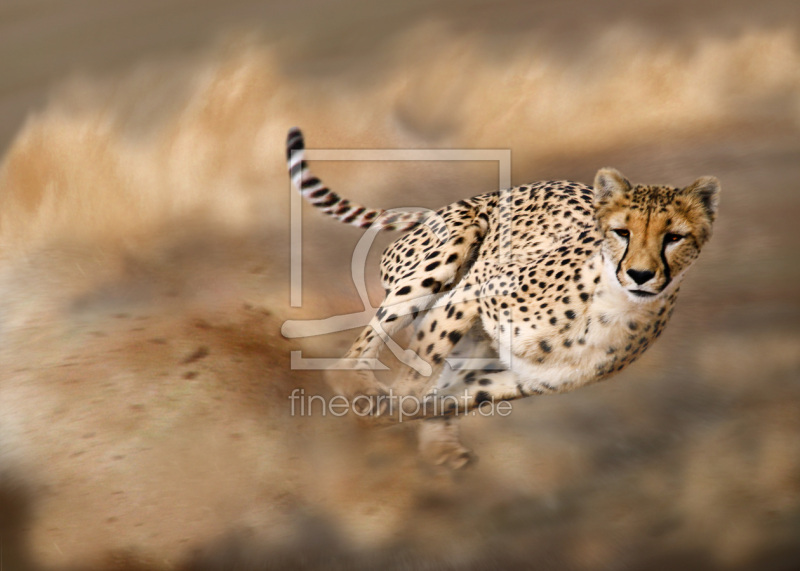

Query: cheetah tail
<box><xmin>286</xmin><ymin>127</ymin><xmax>427</xmax><ymax>231</ymax></box>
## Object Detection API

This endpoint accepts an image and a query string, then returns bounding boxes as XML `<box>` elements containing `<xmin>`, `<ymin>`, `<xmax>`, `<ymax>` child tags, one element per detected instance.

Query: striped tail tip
<box><xmin>286</xmin><ymin>127</ymin><xmax>304</xmax><ymax>160</ymax></box>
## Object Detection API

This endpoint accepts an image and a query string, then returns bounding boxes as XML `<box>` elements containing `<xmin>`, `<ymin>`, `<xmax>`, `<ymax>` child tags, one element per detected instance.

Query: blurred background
<box><xmin>0</xmin><ymin>0</ymin><xmax>798</xmax><ymax>569</ymax></box>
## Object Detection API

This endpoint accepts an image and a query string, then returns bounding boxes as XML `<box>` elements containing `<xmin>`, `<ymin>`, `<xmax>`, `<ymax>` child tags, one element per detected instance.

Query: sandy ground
<box><xmin>0</xmin><ymin>1</ymin><xmax>799</xmax><ymax>570</ymax></box>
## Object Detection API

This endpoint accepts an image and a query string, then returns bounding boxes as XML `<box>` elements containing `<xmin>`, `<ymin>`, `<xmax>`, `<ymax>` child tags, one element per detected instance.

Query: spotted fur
<box><xmin>286</xmin><ymin>128</ymin><xmax>720</xmax><ymax>468</ymax></box>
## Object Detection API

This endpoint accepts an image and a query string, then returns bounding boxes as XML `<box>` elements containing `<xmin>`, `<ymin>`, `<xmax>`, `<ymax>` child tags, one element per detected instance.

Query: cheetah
<box><xmin>286</xmin><ymin>127</ymin><xmax>720</xmax><ymax>467</ymax></box>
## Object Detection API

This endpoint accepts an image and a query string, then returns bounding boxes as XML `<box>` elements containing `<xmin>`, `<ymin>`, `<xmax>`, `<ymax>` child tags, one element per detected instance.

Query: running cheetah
<box><xmin>286</xmin><ymin>127</ymin><xmax>719</xmax><ymax>467</ymax></box>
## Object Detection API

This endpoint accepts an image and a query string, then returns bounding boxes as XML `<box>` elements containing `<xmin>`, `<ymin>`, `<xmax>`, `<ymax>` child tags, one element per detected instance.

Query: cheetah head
<box><xmin>593</xmin><ymin>168</ymin><xmax>720</xmax><ymax>302</ymax></box>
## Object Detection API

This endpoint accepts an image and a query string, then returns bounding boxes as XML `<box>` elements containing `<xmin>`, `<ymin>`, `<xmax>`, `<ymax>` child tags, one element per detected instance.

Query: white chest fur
<box><xmin>500</xmin><ymin>255</ymin><xmax>673</xmax><ymax>393</ymax></box>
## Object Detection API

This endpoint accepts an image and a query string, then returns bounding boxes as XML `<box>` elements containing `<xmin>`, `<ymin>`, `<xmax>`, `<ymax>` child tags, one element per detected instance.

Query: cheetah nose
<box><xmin>627</xmin><ymin>269</ymin><xmax>655</xmax><ymax>285</ymax></box>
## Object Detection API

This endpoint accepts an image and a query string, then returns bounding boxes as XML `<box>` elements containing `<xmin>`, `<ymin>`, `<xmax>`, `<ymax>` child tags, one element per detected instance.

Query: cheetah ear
<box><xmin>593</xmin><ymin>168</ymin><xmax>632</xmax><ymax>206</ymax></box>
<box><xmin>683</xmin><ymin>176</ymin><xmax>721</xmax><ymax>220</ymax></box>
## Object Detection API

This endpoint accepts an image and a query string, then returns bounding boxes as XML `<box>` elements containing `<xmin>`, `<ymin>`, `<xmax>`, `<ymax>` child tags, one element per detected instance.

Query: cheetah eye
<box><xmin>664</xmin><ymin>233</ymin><xmax>684</xmax><ymax>244</ymax></box>
<box><xmin>612</xmin><ymin>228</ymin><xmax>630</xmax><ymax>239</ymax></box>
